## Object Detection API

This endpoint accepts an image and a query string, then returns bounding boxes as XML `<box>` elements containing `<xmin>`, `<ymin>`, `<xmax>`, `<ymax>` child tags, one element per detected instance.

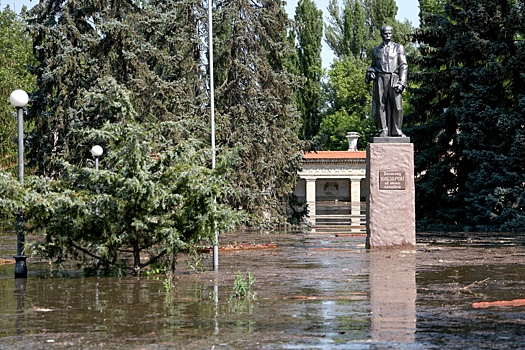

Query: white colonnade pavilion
<box><xmin>296</xmin><ymin>149</ymin><xmax>367</xmax><ymax>228</ymax></box>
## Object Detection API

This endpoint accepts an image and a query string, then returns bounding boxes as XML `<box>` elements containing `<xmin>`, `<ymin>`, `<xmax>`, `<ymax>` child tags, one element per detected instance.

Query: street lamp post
<box><xmin>208</xmin><ymin>0</ymin><xmax>218</xmax><ymax>271</ymax></box>
<box><xmin>10</xmin><ymin>89</ymin><xmax>29</xmax><ymax>278</ymax></box>
<box><xmin>91</xmin><ymin>145</ymin><xmax>103</xmax><ymax>216</ymax></box>
<box><xmin>91</xmin><ymin>145</ymin><xmax>103</xmax><ymax>171</ymax></box>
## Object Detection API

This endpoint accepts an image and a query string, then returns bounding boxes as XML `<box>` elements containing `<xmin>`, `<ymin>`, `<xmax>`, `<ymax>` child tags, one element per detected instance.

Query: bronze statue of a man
<box><xmin>365</xmin><ymin>25</ymin><xmax>408</xmax><ymax>137</ymax></box>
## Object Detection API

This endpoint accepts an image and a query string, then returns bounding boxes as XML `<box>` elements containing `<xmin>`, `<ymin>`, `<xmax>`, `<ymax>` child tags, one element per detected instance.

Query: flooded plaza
<box><xmin>1</xmin><ymin>229</ymin><xmax>525</xmax><ymax>349</ymax></box>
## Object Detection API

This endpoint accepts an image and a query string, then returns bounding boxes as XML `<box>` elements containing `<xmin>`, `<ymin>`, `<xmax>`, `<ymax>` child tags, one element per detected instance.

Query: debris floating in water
<box><xmin>472</xmin><ymin>299</ymin><xmax>525</xmax><ymax>308</ymax></box>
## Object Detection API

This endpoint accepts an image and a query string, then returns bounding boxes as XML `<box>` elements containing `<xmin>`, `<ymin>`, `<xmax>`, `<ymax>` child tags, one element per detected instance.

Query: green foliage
<box><xmin>212</xmin><ymin>0</ymin><xmax>303</xmax><ymax>226</ymax></box>
<box><xmin>316</xmin><ymin>56</ymin><xmax>375</xmax><ymax>150</ymax></box>
<box><xmin>326</xmin><ymin>0</ymin><xmax>405</xmax><ymax>61</ymax></box>
<box><xmin>13</xmin><ymin>0</ymin><xmax>302</xmax><ymax>277</ymax></box>
<box><xmin>294</xmin><ymin>0</ymin><xmax>324</xmax><ymax>140</ymax></box>
<box><xmin>367</xmin><ymin>0</ymin><xmax>398</xmax><ymax>30</ymax></box>
<box><xmin>408</xmin><ymin>0</ymin><xmax>525</xmax><ymax>231</ymax></box>
<box><xmin>0</xmin><ymin>5</ymin><xmax>36</xmax><ymax>173</ymax></box>
<box><xmin>0</xmin><ymin>171</ymin><xmax>24</xmax><ymax>219</ymax></box>
<box><xmin>325</xmin><ymin>57</ymin><xmax>371</xmax><ymax>119</ymax></box>
<box><xmin>419</xmin><ymin>0</ymin><xmax>447</xmax><ymax>23</ymax></box>
<box><xmin>317</xmin><ymin>109</ymin><xmax>376</xmax><ymax>150</ymax></box>
<box><xmin>284</xmin><ymin>27</ymin><xmax>301</xmax><ymax>77</ymax></box>
<box><xmin>25</xmin><ymin>0</ymin><xmax>301</xmax><ymax>231</ymax></box>
<box><xmin>286</xmin><ymin>193</ymin><xmax>309</xmax><ymax>225</ymax></box>
<box><xmin>163</xmin><ymin>271</ymin><xmax>174</xmax><ymax>294</ymax></box>
<box><xmin>326</xmin><ymin>0</ymin><xmax>368</xmax><ymax>58</ymax></box>
<box><xmin>230</xmin><ymin>271</ymin><xmax>256</xmax><ymax>300</ymax></box>
<box><xmin>26</xmin><ymin>121</ymin><xmax>242</xmax><ymax>275</ymax></box>
<box><xmin>26</xmin><ymin>0</ymin><xmax>207</xmax><ymax>174</ymax></box>
<box><xmin>186</xmin><ymin>254</ymin><xmax>205</xmax><ymax>273</ymax></box>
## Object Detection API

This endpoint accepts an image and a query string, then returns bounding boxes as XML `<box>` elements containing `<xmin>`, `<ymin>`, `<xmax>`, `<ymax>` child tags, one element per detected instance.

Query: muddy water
<box><xmin>1</xmin><ymin>230</ymin><xmax>525</xmax><ymax>349</ymax></box>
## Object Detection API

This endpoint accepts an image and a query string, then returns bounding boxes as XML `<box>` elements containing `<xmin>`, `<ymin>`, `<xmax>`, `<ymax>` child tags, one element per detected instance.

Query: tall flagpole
<box><xmin>208</xmin><ymin>0</ymin><xmax>218</xmax><ymax>270</ymax></box>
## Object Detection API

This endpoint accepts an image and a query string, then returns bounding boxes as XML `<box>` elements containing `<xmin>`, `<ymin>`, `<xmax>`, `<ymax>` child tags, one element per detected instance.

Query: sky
<box><xmin>8</xmin><ymin>0</ymin><xmax>34</xmax><ymax>12</ymax></box>
<box><xmin>11</xmin><ymin>0</ymin><xmax>420</xmax><ymax>68</ymax></box>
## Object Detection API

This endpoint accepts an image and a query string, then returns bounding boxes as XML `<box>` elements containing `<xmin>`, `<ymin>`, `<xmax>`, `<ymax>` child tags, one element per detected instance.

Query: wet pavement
<box><xmin>1</xmin><ymin>229</ymin><xmax>525</xmax><ymax>349</ymax></box>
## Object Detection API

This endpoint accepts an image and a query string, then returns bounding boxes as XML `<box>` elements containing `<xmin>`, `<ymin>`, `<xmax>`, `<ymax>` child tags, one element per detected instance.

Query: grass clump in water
<box><xmin>230</xmin><ymin>271</ymin><xmax>256</xmax><ymax>301</ymax></box>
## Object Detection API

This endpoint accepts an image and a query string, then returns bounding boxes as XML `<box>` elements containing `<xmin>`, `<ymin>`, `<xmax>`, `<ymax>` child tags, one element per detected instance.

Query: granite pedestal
<box><xmin>366</xmin><ymin>139</ymin><xmax>415</xmax><ymax>249</ymax></box>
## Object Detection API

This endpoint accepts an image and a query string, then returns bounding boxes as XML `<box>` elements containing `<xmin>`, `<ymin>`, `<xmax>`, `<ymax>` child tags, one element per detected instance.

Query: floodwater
<box><xmin>1</xmin><ymin>229</ymin><xmax>525</xmax><ymax>349</ymax></box>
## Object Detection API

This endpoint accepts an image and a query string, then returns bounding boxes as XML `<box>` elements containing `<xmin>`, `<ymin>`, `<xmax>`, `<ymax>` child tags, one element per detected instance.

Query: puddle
<box><xmin>1</xmin><ymin>230</ymin><xmax>525</xmax><ymax>349</ymax></box>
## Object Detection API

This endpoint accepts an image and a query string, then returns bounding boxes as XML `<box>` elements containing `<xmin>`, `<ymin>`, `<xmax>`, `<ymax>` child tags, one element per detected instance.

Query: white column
<box><xmin>305</xmin><ymin>178</ymin><xmax>317</xmax><ymax>225</ymax></box>
<box><xmin>350</xmin><ymin>177</ymin><xmax>362</xmax><ymax>226</ymax></box>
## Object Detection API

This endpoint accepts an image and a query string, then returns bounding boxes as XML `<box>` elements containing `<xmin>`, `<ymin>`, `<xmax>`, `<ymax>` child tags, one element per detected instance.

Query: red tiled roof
<box><xmin>302</xmin><ymin>151</ymin><xmax>366</xmax><ymax>159</ymax></box>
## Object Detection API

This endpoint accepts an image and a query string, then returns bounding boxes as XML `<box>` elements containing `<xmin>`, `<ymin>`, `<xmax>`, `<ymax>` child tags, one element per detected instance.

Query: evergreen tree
<box><xmin>25</xmin><ymin>0</ymin><xmax>302</xmax><ymax>235</ymax></box>
<box><xmin>26</xmin><ymin>0</ymin><xmax>205</xmax><ymax>175</ymax></box>
<box><xmin>419</xmin><ymin>0</ymin><xmax>447</xmax><ymax>22</ymax></box>
<box><xmin>0</xmin><ymin>170</ymin><xmax>23</xmax><ymax>219</ymax></box>
<box><xmin>26</xmin><ymin>120</ymin><xmax>240</xmax><ymax>275</ymax></box>
<box><xmin>294</xmin><ymin>0</ymin><xmax>324</xmax><ymax>141</ymax></box>
<box><xmin>212</xmin><ymin>0</ymin><xmax>303</xmax><ymax>225</ymax></box>
<box><xmin>20</xmin><ymin>0</ymin><xmax>243</xmax><ymax>274</ymax></box>
<box><xmin>408</xmin><ymin>0</ymin><xmax>525</xmax><ymax>231</ymax></box>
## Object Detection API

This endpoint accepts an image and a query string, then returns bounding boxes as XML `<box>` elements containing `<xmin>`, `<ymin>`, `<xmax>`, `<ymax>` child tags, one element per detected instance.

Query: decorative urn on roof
<box><xmin>346</xmin><ymin>132</ymin><xmax>360</xmax><ymax>151</ymax></box>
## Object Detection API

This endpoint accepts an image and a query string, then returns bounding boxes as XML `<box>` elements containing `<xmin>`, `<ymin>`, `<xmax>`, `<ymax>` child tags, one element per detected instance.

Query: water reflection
<box><xmin>213</xmin><ymin>272</ymin><xmax>219</xmax><ymax>335</ymax></box>
<box><xmin>14</xmin><ymin>278</ymin><xmax>27</xmax><ymax>336</ymax></box>
<box><xmin>369</xmin><ymin>250</ymin><xmax>416</xmax><ymax>343</ymax></box>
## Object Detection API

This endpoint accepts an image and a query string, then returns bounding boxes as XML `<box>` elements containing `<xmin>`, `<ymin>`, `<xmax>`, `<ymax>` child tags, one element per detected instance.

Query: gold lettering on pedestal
<box><xmin>379</xmin><ymin>171</ymin><xmax>406</xmax><ymax>190</ymax></box>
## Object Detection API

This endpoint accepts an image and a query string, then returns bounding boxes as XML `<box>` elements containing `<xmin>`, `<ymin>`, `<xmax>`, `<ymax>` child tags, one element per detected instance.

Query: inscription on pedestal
<box><xmin>379</xmin><ymin>171</ymin><xmax>406</xmax><ymax>190</ymax></box>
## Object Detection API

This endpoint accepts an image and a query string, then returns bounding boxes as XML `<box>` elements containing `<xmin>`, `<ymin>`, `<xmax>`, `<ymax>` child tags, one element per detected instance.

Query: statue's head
<box><xmin>380</xmin><ymin>25</ymin><xmax>394</xmax><ymax>40</ymax></box>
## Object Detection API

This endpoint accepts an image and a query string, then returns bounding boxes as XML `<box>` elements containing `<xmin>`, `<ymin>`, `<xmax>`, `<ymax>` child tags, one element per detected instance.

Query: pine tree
<box><xmin>419</xmin><ymin>0</ymin><xmax>447</xmax><ymax>23</ymax></box>
<box><xmin>212</xmin><ymin>0</ymin><xmax>303</xmax><ymax>225</ymax></box>
<box><xmin>26</xmin><ymin>0</ymin><xmax>302</xmax><ymax>233</ymax></box>
<box><xmin>408</xmin><ymin>0</ymin><xmax>525</xmax><ymax>231</ymax></box>
<box><xmin>26</xmin><ymin>0</ymin><xmax>206</xmax><ymax>175</ymax></box>
<box><xmin>22</xmin><ymin>0</ymin><xmax>239</xmax><ymax>274</ymax></box>
<box><xmin>26</xmin><ymin>119</ymin><xmax>240</xmax><ymax>275</ymax></box>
